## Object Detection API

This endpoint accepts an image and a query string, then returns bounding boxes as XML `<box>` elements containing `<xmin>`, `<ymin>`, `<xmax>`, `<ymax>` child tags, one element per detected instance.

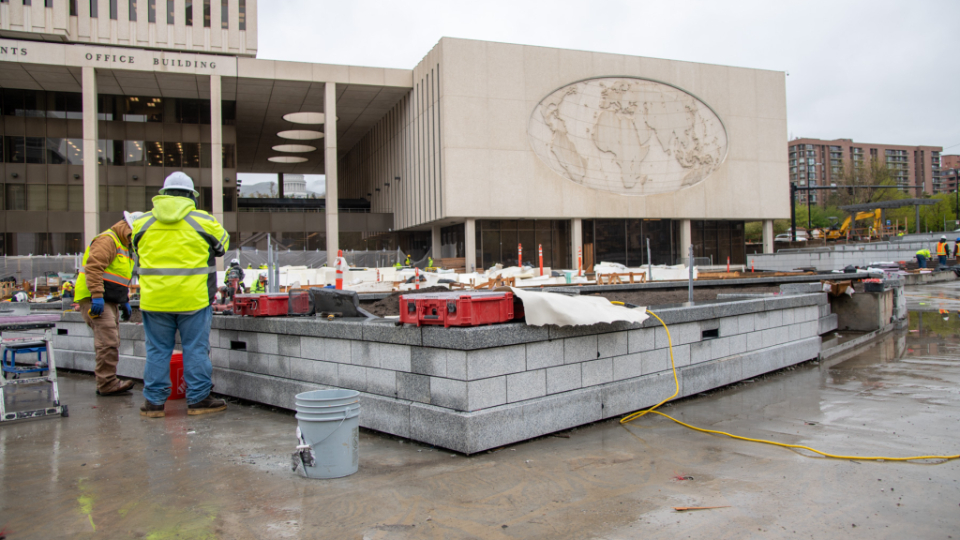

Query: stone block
<box><xmin>598</xmin><ymin>331</ymin><xmax>628</xmax><ymax>358</ymax></box>
<box><xmin>654</xmin><ymin>322</ymin><xmax>700</xmax><ymax>349</ymax></box>
<box><xmin>781</xmin><ymin>308</ymin><xmax>796</xmax><ymax>326</ymax></box>
<box><xmin>753</xmin><ymin>310</ymin><xmax>783</xmax><ymax>331</ymax></box>
<box><xmin>467</xmin><ymin>377</ymin><xmax>507</xmax><ymax>410</ymax></box>
<box><xmin>380</xmin><ymin>343</ymin><xmax>412</xmax><ymax>372</ymax></box>
<box><xmin>644</xmin><ymin>304</ymin><xmax>718</xmax><ymax>326</ymax></box>
<box><xmin>447</xmin><ymin>350</ymin><xmax>467</xmax><ymax>380</ymax></box>
<box><xmin>430</xmin><ymin>377</ymin><xmax>468</xmax><ymax>410</ymax></box>
<box><xmin>681</xmin><ymin>356</ymin><xmax>742</xmax><ymax>397</ymax></box>
<box><xmin>422</xmin><ymin>322</ymin><xmax>548</xmax><ymax>350</ymax></box>
<box><xmin>719</xmin><ymin>316</ymin><xmax>739</xmax><ymax>336</ymax></box>
<box><xmin>712</xmin><ymin>298</ymin><xmax>768</xmax><ymax>318</ymax></box>
<box><xmin>410</xmin><ymin>347</ymin><xmax>447</xmax><ymax>377</ymax></box>
<box><xmin>465</xmin><ymin>345</ymin><xmax>526</xmax><ymax>380</ymax></box>
<box><xmin>563</xmin><ymin>335</ymin><xmax>598</xmax><ymax>364</ymax></box>
<box><xmin>119</xmin><ymin>339</ymin><xmax>134</xmax><ymax>356</ymax></box>
<box><xmin>409</xmin><ymin>403</ymin><xmax>470</xmax><ymax>452</ymax></box>
<box><xmin>689</xmin><ymin>340</ymin><xmax>711</xmax><ymax>364</ymax></box>
<box><xmin>761</xmin><ymin>327</ymin><xmax>787</xmax><ymax>348</ymax></box>
<box><xmin>210</xmin><ymin>347</ymin><xmax>229</xmax><ymax>368</ymax></box>
<box><xmin>360</xmin><ymin>393</ymin><xmax>411</xmax><ymax>439</ymax></box>
<box><xmin>520</xmin><ymin>387</ymin><xmax>602</xmax><ymax>440</ymax></box>
<box><xmin>286</xmin><ymin>356</ymin><xmax>316</xmax><ymax>381</ymax></box>
<box><xmin>764</xmin><ymin>294</ymin><xmax>816</xmax><ymax>311</ymax></box>
<box><xmin>117</xmin><ymin>354</ymin><xmax>145</xmax><ymax>379</ymax></box>
<box><xmin>218</xmin><ymin>329</ymin><xmax>238</xmax><ymax>349</ymax></box>
<box><xmin>397</xmin><ymin>372</ymin><xmax>431</xmax><ymax>403</ymax></box>
<box><xmin>361</xmin><ymin>319</ymin><xmax>422</xmax><ymax>346</ymax></box>
<box><xmin>525</xmin><ymin>340</ymin><xmax>564</xmax><ymax>370</ymax></box>
<box><xmin>299</xmin><ymin>336</ymin><xmax>326</xmax><ymax>361</ymax></box>
<box><xmin>547</xmin><ymin>320</ymin><xmax>643</xmax><ymax>339</ymax></box>
<box><xmin>642</xmin><ymin>348</ymin><xmax>671</xmax><ymax>375</ymax></box>
<box><xmin>118</xmin><ymin>323</ymin><xmax>144</xmax><ymax>340</ymax></box>
<box><xmin>601</xmin><ymin>371</ymin><xmax>678</xmax><ymax>419</ymax></box>
<box><xmin>745</xmin><ymin>330</ymin><xmax>763</xmax><ymax>351</ymax></box>
<box><xmin>726</xmin><ymin>333</ymin><xmax>747</xmax><ymax>356</ymax></box>
<box><xmin>612</xmin><ymin>353</ymin><xmax>643</xmax><ymax>380</ymax></box>
<box><xmin>351</xmin><ymin>341</ymin><xmax>381</xmax><ymax>368</ymax></box>
<box><xmin>546</xmin><ymin>364</ymin><xmax>581</xmax><ymax>394</ymax></box>
<box><xmin>366</xmin><ymin>368</ymin><xmax>397</xmax><ymax>397</ymax></box>
<box><xmin>278</xmin><ymin>335</ymin><xmax>301</xmax><ymax>358</ymax></box>
<box><xmin>581</xmin><ymin>358</ymin><xmax>614</xmax><ymax>387</ymax></box>
<box><xmin>627</xmin><ymin>328</ymin><xmax>656</xmax><ymax>353</ymax></box>
<box><xmin>338</xmin><ymin>364</ymin><xmax>367</xmax><ymax>392</ymax></box>
<box><xmin>799</xmin><ymin>306</ymin><xmax>820</xmax><ymax>323</ymax></box>
<box><xmin>800</xmin><ymin>321</ymin><xmax>819</xmax><ymax>339</ymax></box>
<box><xmin>737</xmin><ymin>313</ymin><xmax>756</xmax><ymax>333</ymax></box>
<box><xmin>819</xmin><ymin>304</ymin><xmax>831</xmax><ymax>318</ymax></box>
<box><xmin>780</xmin><ymin>282</ymin><xmax>822</xmax><ymax>294</ymax></box>
<box><xmin>506</xmin><ymin>369</ymin><xmax>546</xmax><ymax>402</ymax></box>
<box><xmin>133</xmin><ymin>340</ymin><xmax>146</xmax><ymax>357</ymax></box>
<box><xmin>460</xmin><ymin>406</ymin><xmax>528</xmax><ymax>455</ymax></box>
<box><xmin>819</xmin><ymin>314</ymin><xmax>838</xmax><ymax>335</ymax></box>
<box><xmin>326</xmin><ymin>339</ymin><xmax>352</xmax><ymax>364</ymax></box>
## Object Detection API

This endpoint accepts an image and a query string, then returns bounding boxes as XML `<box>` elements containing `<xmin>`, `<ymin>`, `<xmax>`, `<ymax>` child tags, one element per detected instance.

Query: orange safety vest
<box><xmin>937</xmin><ymin>242</ymin><xmax>948</xmax><ymax>256</ymax></box>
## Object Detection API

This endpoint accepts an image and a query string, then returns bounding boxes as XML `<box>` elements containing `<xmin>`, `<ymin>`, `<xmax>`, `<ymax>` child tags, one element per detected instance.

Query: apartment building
<box><xmin>788</xmin><ymin>138</ymin><xmax>943</xmax><ymax>204</ymax></box>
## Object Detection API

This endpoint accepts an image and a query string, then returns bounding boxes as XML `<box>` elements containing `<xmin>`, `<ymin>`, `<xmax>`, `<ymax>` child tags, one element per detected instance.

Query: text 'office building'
<box><xmin>0</xmin><ymin>0</ymin><xmax>788</xmax><ymax>268</ymax></box>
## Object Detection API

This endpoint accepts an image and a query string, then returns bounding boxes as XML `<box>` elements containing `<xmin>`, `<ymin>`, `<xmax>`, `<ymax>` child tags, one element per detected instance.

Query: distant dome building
<box><xmin>284</xmin><ymin>174</ymin><xmax>308</xmax><ymax>198</ymax></box>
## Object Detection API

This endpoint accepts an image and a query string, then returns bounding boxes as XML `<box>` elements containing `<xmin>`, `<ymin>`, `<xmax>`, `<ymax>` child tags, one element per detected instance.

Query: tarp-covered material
<box><xmin>511</xmin><ymin>287</ymin><xmax>649</xmax><ymax>327</ymax></box>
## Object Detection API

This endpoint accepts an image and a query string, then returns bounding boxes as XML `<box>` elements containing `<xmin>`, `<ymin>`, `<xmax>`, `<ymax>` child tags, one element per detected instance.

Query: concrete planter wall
<box><xmin>54</xmin><ymin>293</ymin><xmax>829</xmax><ymax>454</ymax></box>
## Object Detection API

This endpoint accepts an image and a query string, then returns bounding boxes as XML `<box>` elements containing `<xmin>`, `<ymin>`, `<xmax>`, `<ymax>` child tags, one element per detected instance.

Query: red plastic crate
<box><xmin>234</xmin><ymin>293</ymin><xmax>290</xmax><ymax>317</ymax></box>
<box><xmin>169</xmin><ymin>351</ymin><xmax>185</xmax><ymax>400</ymax></box>
<box><xmin>398</xmin><ymin>291</ymin><xmax>522</xmax><ymax>327</ymax></box>
<box><xmin>288</xmin><ymin>289</ymin><xmax>312</xmax><ymax>315</ymax></box>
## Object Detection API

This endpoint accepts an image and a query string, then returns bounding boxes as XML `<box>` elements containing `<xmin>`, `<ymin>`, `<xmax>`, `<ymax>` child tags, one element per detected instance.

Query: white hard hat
<box><xmin>230</xmin><ymin>258</ymin><xmax>240</xmax><ymax>265</ymax></box>
<box><xmin>160</xmin><ymin>172</ymin><xmax>199</xmax><ymax>197</ymax></box>
<box><xmin>123</xmin><ymin>211</ymin><xmax>145</xmax><ymax>230</ymax></box>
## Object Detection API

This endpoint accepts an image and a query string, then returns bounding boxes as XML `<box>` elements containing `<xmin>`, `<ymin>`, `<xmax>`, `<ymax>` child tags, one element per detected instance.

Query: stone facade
<box><xmin>54</xmin><ymin>293</ymin><xmax>828</xmax><ymax>454</ymax></box>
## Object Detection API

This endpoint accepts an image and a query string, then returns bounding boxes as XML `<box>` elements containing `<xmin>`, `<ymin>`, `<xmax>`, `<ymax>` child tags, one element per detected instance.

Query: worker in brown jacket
<box><xmin>74</xmin><ymin>211</ymin><xmax>143</xmax><ymax>395</ymax></box>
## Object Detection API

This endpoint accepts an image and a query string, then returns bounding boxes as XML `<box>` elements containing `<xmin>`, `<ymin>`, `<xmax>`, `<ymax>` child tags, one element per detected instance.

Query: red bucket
<box><xmin>169</xmin><ymin>351</ymin><xmax>186</xmax><ymax>400</ymax></box>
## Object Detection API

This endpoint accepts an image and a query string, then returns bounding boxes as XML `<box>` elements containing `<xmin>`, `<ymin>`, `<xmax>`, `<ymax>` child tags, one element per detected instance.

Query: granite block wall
<box><xmin>52</xmin><ymin>293</ymin><xmax>829</xmax><ymax>453</ymax></box>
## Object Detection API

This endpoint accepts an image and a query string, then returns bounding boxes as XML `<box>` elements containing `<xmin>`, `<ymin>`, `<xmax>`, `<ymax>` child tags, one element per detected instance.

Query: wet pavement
<box><xmin>3</xmin><ymin>287</ymin><xmax>960</xmax><ymax>539</ymax></box>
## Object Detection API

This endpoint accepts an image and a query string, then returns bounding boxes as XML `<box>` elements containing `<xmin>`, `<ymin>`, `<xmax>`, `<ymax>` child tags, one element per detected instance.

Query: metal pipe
<box><xmin>688</xmin><ymin>244</ymin><xmax>694</xmax><ymax>303</ymax></box>
<box><xmin>266</xmin><ymin>233</ymin><xmax>273</xmax><ymax>293</ymax></box>
<box><xmin>646</xmin><ymin>237</ymin><xmax>652</xmax><ymax>283</ymax></box>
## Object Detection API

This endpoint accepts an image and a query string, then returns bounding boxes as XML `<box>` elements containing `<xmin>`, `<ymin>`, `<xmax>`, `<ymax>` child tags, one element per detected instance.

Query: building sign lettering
<box><xmin>85</xmin><ymin>52</ymin><xmax>134</xmax><ymax>63</ymax></box>
<box><xmin>0</xmin><ymin>47</ymin><xmax>27</xmax><ymax>56</ymax></box>
<box><xmin>153</xmin><ymin>58</ymin><xmax>216</xmax><ymax>69</ymax></box>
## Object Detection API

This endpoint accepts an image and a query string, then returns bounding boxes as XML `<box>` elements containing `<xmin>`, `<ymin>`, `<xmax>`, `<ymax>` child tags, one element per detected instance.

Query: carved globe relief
<box><xmin>527</xmin><ymin>77</ymin><xmax>728</xmax><ymax>196</ymax></box>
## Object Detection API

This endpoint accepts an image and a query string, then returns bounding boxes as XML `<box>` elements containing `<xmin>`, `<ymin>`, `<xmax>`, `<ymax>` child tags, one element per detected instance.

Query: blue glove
<box><xmin>90</xmin><ymin>297</ymin><xmax>105</xmax><ymax>316</ymax></box>
<box><xmin>120</xmin><ymin>302</ymin><xmax>132</xmax><ymax>321</ymax></box>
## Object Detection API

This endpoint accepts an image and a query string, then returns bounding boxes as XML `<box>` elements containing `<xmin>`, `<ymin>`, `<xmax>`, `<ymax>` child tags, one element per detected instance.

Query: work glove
<box><xmin>120</xmin><ymin>302</ymin><xmax>132</xmax><ymax>322</ymax></box>
<box><xmin>90</xmin><ymin>297</ymin><xmax>105</xmax><ymax>316</ymax></box>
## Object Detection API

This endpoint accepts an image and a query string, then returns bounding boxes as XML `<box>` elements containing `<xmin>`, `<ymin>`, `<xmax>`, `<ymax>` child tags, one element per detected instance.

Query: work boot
<box><xmin>187</xmin><ymin>395</ymin><xmax>227</xmax><ymax>416</ymax></box>
<box><xmin>96</xmin><ymin>379</ymin><xmax>135</xmax><ymax>396</ymax></box>
<box><xmin>139</xmin><ymin>401</ymin><xmax>165</xmax><ymax>418</ymax></box>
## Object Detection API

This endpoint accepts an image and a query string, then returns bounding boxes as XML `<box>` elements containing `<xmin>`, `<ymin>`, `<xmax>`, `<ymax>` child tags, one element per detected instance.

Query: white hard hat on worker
<box><xmin>160</xmin><ymin>171</ymin><xmax>199</xmax><ymax>197</ymax></box>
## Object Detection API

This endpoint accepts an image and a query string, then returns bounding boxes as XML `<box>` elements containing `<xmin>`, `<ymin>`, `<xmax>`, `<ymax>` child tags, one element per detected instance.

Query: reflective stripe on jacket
<box><xmin>74</xmin><ymin>228</ymin><xmax>134</xmax><ymax>303</ymax></box>
<box><xmin>132</xmin><ymin>196</ymin><xmax>228</xmax><ymax>312</ymax></box>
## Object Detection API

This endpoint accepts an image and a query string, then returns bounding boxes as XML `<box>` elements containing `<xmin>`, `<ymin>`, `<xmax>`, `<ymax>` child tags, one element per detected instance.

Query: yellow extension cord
<box><xmin>615</xmin><ymin>305</ymin><xmax>960</xmax><ymax>463</ymax></box>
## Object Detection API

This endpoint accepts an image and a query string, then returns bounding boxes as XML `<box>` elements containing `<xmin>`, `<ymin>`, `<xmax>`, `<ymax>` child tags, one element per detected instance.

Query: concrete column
<box><xmin>570</xmin><ymin>218</ymin><xmax>582</xmax><ymax>270</ymax></box>
<box><xmin>464</xmin><ymin>219</ymin><xmax>476</xmax><ymax>272</ymax></box>
<box><xmin>210</xmin><ymin>74</ymin><xmax>224</xmax><ymax>270</ymax></box>
<box><xmin>431</xmin><ymin>224</ymin><xmax>441</xmax><ymax>261</ymax></box>
<box><xmin>762</xmin><ymin>220</ymin><xmax>775</xmax><ymax>254</ymax></box>
<box><xmin>324</xmin><ymin>82</ymin><xmax>339</xmax><ymax>262</ymax></box>
<box><xmin>277</xmin><ymin>172</ymin><xmax>284</xmax><ymax>199</ymax></box>
<box><xmin>81</xmin><ymin>66</ymin><xmax>99</xmax><ymax>244</ymax></box>
<box><xmin>679</xmin><ymin>219</ymin><xmax>692</xmax><ymax>264</ymax></box>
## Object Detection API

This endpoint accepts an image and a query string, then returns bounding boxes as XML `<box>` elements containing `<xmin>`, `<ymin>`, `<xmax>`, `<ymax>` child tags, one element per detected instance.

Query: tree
<box><xmin>824</xmin><ymin>158</ymin><xmax>907</xmax><ymax>207</ymax></box>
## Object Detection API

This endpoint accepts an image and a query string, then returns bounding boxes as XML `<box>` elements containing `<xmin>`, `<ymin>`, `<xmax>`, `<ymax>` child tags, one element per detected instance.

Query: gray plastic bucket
<box><xmin>293</xmin><ymin>389</ymin><xmax>360</xmax><ymax>479</ymax></box>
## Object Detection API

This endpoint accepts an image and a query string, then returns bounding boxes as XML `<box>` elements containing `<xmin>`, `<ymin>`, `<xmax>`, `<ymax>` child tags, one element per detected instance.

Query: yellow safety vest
<box><xmin>74</xmin><ymin>229</ymin><xmax>134</xmax><ymax>303</ymax></box>
<box><xmin>132</xmin><ymin>201</ymin><xmax>228</xmax><ymax>312</ymax></box>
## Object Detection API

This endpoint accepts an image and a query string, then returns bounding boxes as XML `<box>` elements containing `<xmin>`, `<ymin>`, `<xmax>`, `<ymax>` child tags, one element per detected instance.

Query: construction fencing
<box><xmin>224</xmin><ymin>249</ymin><xmax>430</xmax><ymax>270</ymax></box>
<box><xmin>0</xmin><ymin>255</ymin><xmax>81</xmax><ymax>283</ymax></box>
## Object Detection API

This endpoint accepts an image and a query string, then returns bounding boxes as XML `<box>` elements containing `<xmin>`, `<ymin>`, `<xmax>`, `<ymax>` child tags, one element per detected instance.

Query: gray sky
<box><xmin>254</xmin><ymin>0</ymin><xmax>960</xmax><ymax>153</ymax></box>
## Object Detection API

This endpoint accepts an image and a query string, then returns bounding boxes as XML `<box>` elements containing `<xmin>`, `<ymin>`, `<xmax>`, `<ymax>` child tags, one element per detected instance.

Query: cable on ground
<box><xmin>613</xmin><ymin>303</ymin><xmax>959</xmax><ymax>463</ymax></box>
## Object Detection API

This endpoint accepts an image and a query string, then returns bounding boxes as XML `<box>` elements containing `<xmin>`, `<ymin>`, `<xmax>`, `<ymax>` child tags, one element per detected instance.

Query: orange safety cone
<box><xmin>578</xmin><ymin>247</ymin><xmax>582</xmax><ymax>277</ymax></box>
<box><xmin>415</xmin><ymin>266</ymin><xmax>420</xmax><ymax>290</ymax></box>
<box><xmin>518</xmin><ymin>243</ymin><xmax>522</xmax><ymax>267</ymax></box>
<box><xmin>538</xmin><ymin>244</ymin><xmax>544</xmax><ymax>277</ymax></box>
<box><xmin>727</xmin><ymin>256</ymin><xmax>730</xmax><ymax>273</ymax></box>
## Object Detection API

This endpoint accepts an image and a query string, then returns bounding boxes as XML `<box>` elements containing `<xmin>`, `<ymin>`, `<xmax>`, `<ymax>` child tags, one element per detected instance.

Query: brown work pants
<box><xmin>78</xmin><ymin>299</ymin><xmax>123</xmax><ymax>393</ymax></box>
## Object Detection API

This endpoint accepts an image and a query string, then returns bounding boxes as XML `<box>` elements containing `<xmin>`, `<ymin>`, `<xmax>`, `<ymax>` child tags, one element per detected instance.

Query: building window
<box><xmin>166</xmin><ymin>0</ymin><xmax>174</xmax><ymax>23</ymax></box>
<box><xmin>70</xmin><ymin>0</ymin><xmax>77</xmax><ymax>14</ymax></box>
<box><xmin>146</xmin><ymin>141</ymin><xmax>164</xmax><ymax>166</ymax></box>
<box><xmin>185</xmin><ymin>0</ymin><xmax>192</xmax><ymax>25</ymax></box>
<box><xmin>221</xmin><ymin>0</ymin><xmax>227</xmax><ymax>28</ymax></box>
<box><xmin>46</xmin><ymin>138</ymin><xmax>83</xmax><ymax>165</ymax></box>
<box><xmin>238</xmin><ymin>0</ymin><xmax>245</xmax><ymax>29</ymax></box>
<box><xmin>129</xmin><ymin>0</ymin><xmax>136</xmax><ymax>21</ymax></box>
<box><xmin>203</xmin><ymin>0</ymin><xmax>210</xmax><ymax>27</ymax></box>
<box><xmin>25</xmin><ymin>137</ymin><xmax>45</xmax><ymax>164</ymax></box>
<box><xmin>48</xmin><ymin>185</ymin><xmax>70</xmax><ymax>212</ymax></box>
<box><xmin>148</xmin><ymin>0</ymin><xmax>155</xmax><ymax>22</ymax></box>
<box><xmin>6</xmin><ymin>185</ymin><xmax>25</xmax><ymax>211</ymax></box>
<box><xmin>110</xmin><ymin>0</ymin><xmax>118</xmax><ymax>20</ymax></box>
<box><xmin>90</xmin><ymin>0</ymin><xmax>98</xmax><ymax>17</ymax></box>
<box><xmin>124</xmin><ymin>141</ymin><xmax>145</xmax><ymax>166</ymax></box>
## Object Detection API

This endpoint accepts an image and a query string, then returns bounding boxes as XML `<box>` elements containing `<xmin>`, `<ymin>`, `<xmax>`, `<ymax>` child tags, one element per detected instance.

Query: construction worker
<box><xmin>954</xmin><ymin>238</ymin><xmax>960</xmax><ymax>262</ymax></box>
<box><xmin>393</xmin><ymin>260</ymin><xmax>402</xmax><ymax>270</ymax></box>
<box><xmin>428</xmin><ymin>256</ymin><xmax>434</xmax><ymax>268</ymax></box>
<box><xmin>59</xmin><ymin>279</ymin><xmax>74</xmax><ymax>299</ymax></box>
<box><xmin>936</xmin><ymin>235</ymin><xmax>949</xmax><ymax>268</ymax></box>
<box><xmin>916</xmin><ymin>248</ymin><xmax>931</xmax><ymax>269</ymax></box>
<box><xmin>132</xmin><ymin>172</ymin><xmax>229</xmax><ymax>418</ymax></box>
<box><xmin>404</xmin><ymin>254</ymin><xmax>411</xmax><ymax>266</ymax></box>
<box><xmin>253</xmin><ymin>273</ymin><xmax>267</xmax><ymax>293</ymax></box>
<box><xmin>223</xmin><ymin>258</ymin><xmax>244</xmax><ymax>300</ymax></box>
<box><xmin>74</xmin><ymin>211</ymin><xmax>142</xmax><ymax>396</ymax></box>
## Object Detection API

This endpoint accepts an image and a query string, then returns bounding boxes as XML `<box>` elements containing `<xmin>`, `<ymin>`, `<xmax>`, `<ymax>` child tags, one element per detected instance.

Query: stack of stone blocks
<box><xmin>53</xmin><ymin>291</ymin><xmax>830</xmax><ymax>454</ymax></box>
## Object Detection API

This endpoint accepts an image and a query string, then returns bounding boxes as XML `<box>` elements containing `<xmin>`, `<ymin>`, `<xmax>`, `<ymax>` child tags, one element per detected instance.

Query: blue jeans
<box><xmin>142</xmin><ymin>307</ymin><xmax>213</xmax><ymax>405</ymax></box>
<box><xmin>917</xmin><ymin>255</ymin><xmax>927</xmax><ymax>268</ymax></box>
<box><xmin>939</xmin><ymin>255</ymin><xmax>948</xmax><ymax>267</ymax></box>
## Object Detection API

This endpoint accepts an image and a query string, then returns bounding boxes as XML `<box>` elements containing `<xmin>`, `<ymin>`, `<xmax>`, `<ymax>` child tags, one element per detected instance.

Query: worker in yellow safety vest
<box><xmin>74</xmin><ymin>211</ymin><xmax>142</xmax><ymax>396</ymax></box>
<box><xmin>132</xmin><ymin>172</ymin><xmax>229</xmax><ymax>418</ymax></box>
<box><xmin>936</xmin><ymin>236</ymin><xmax>949</xmax><ymax>268</ymax></box>
<box><xmin>253</xmin><ymin>274</ymin><xmax>267</xmax><ymax>293</ymax></box>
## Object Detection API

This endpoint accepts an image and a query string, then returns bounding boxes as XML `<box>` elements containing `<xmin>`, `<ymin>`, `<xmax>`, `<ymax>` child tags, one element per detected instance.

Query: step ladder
<box><xmin>0</xmin><ymin>315</ymin><xmax>68</xmax><ymax>422</ymax></box>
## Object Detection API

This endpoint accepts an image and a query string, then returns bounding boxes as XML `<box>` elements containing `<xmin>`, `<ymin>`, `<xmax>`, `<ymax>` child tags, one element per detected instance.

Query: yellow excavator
<box><xmin>824</xmin><ymin>209</ymin><xmax>882</xmax><ymax>241</ymax></box>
